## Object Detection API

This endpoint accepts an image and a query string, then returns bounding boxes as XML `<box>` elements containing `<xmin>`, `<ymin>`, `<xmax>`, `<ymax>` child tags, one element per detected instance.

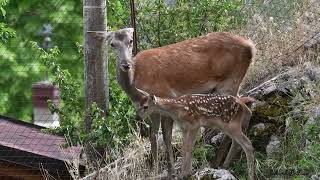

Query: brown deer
<box><xmin>89</xmin><ymin>28</ymin><xmax>256</xmax><ymax>177</ymax></box>
<box><xmin>137</xmin><ymin>89</ymin><xmax>256</xmax><ymax>180</ymax></box>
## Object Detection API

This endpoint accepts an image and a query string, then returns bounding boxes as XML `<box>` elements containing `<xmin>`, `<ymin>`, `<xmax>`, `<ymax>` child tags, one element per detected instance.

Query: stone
<box><xmin>266</xmin><ymin>135</ymin><xmax>281</xmax><ymax>158</ymax></box>
<box><xmin>311</xmin><ymin>174</ymin><xmax>320</xmax><ymax>180</ymax></box>
<box><xmin>252</xmin><ymin>123</ymin><xmax>266</xmax><ymax>136</ymax></box>
<box><xmin>192</xmin><ymin>168</ymin><xmax>236</xmax><ymax>180</ymax></box>
<box><xmin>210</xmin><ymin>133</ymin><xmax>224</xmax><ymax>146</ymax></box>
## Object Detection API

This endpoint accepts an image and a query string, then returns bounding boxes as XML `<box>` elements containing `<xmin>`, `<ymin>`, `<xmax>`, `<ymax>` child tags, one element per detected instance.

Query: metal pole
<box><xmin>41</xmin><ymin>23</ymin><xmax>53</xmax><ymax>81</ymax></box>
<box><xmin>130</xmin><ymin>0</ymin><xmax>138</xmax><ymax>56</ymax></box>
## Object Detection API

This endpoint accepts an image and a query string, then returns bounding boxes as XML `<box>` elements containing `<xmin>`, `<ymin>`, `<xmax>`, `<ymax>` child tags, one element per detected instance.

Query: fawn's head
<box><xmin>136</xmin><ymin>88</ymin><xmax>157</xmax><ymax>118</ymax></box>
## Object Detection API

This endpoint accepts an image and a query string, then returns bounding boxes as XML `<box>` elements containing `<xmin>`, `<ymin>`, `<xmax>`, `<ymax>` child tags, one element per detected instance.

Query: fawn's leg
<box><xmin>181</xmin><ymin>127</ymin><xmax>199</xmax><ymax>179</ymax></box>
<box><xmin>212</xmin><ymin>81</ymin><xmax>242</xmax><ymax>168</ymax></box>
<box><xmin>223</xmin><ymin>107</ymin><xmax>252</xmax><ymax>168</ymax></box>
<box><xmin>225</xmin><ymin>109</ymin><xmax>255</xmax><ymax>180</ymax></box>
<box><xmin>149</xmin><ymin>113</ymin><xmax>161</xmax><ymax>171</ymax></box>
<box><xmin>222</xmin><ymin>139</ymin><xmax>241</xmax><ymax>168</ymax></box>
<box><xmin>212</xmin><ymin>135</ymin><xmax>231</xmax><ymax>168</ymax></box>
<box><xmin>232</xmin><ymin>132</ymin><xmax>255</xmax><ymax>180</ymax></box>
<box><xmin>161</xmin><ymin>116</ymin><xmax>174</xmax><ymax>178</ymax></box>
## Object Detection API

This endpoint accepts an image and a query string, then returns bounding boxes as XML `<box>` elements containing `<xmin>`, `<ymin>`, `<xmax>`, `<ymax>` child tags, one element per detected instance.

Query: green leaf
<box><xmin>0</xmin><ymin>7</ymin><xmax>5</xmax><ymax>17</ymax></box>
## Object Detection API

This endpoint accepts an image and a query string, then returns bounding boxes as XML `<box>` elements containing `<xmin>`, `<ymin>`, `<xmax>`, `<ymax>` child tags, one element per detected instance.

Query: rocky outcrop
<box><xmin>245</xmin><ymin>62</ymin><xmax>320</xmax><ymax>151</ymax></box>
<box><xmin>203</xmin><ymin>62</ymin><xmax>320</xmax><ymax>160</ymax></box>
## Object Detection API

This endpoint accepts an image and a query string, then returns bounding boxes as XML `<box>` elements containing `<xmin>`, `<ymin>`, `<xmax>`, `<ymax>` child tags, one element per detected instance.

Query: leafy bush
<box><xmin>299</xmin><ymin>115</ymin><xmax>320</xmax><ymax>175</ymax></box>
<box><xmin>31</xmin><ymin>45</ymin><xmax>137</xmax><ymax>152</ymax></box>
<box><xmin>136</xmin><ymin>0</ymin><xmax>245</xmax><ymax>49</ymax></box>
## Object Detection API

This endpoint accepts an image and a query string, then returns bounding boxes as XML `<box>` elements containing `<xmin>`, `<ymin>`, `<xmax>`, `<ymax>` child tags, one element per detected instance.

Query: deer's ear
<box><xmin>124</xmin><ymin>28</ymin><xmax>134</xmax><ymax>36</ymax></box>
<box><xmin>87</xmin><ymin>31</ymin><xmax>114</xmax><ymax>42</ymax></box>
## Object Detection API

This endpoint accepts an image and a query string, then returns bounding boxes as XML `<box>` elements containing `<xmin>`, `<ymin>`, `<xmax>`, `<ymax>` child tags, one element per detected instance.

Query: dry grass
<box><xmin>77</xmin><ymin>131</ymin><xmax>169</xmax><ymax>180</ymax></box>
<box><xmin>72</xmin><ymin>125</ymin><xmax>195</xmax><ymax>180</ymax></box>
<box><xmin>237</xmin><ymin>0</ymin><xmax>320</xmax><ymax>92</ymax></box>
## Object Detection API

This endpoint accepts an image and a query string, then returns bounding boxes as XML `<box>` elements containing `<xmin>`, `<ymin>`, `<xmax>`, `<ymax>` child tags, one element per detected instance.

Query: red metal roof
<box><xmin>0</xmin><ymin>115</ymin><xmax>81</xmax><ymax>162</ymax></box>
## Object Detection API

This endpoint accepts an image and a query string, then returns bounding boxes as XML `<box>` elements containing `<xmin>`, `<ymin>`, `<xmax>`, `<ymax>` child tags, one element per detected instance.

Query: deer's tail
<box><xmin>239</xmin><ymin>96</ymin><xmax>256</xmax><ymax>104</ymax></box>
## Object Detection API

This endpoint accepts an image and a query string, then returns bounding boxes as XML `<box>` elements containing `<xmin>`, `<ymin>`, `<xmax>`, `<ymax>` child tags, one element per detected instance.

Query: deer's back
<box><xmin>134</xmin><ymin>32</ymin><xmax>255</xmax><ymax>97</ymax></box>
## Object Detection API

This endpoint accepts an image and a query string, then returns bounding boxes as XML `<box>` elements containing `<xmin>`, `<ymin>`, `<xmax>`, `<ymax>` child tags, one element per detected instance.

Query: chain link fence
<box><xmin>0</xmin><ymin>0</ymin><xmax>319</xmax><ymax>179</ymax></box>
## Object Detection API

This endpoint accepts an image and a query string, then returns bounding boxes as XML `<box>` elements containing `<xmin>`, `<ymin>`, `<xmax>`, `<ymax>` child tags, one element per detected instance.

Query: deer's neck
<box><xmin>116</xmin><ymin>60</ymin><xmax>141</xmax><ymax>103</ymax></box>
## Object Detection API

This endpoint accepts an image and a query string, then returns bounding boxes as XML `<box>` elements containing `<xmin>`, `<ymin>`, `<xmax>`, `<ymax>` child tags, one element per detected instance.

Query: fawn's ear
<box><xmin>139</xmin><ymin>95</ymin><xmax>149</xmax><ymax>110</ymax></box>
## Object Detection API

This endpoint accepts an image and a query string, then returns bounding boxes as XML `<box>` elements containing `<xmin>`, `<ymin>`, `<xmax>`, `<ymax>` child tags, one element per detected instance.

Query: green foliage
<box><xmin>0</xmin><ymin>23</ymin><xmax>15</xmax><ymax>42</ymax></box>
<box><xmin>192</xmin><ymin>141</ymin><xmax>215</xmax><ymax>169</ymax></box>
<box><xmin>0</xmin><ymin>0</ymin><xmax>15</xmax><ymax>43</ymax></box>
<box><xmin>299</xmin><ymin>115</ymin><xmax>320</xmax><ymax>175</ymax></box>
<box><xmin>0</xmin><ymin>0</ymin><xmax>9</xmax><ymax>17</ymax></box>
<box><xmin>0</xmin><ymin>0</ymin><xmax>83</xmax><ymax>121</ymax></box>
<box><xmin>32</xmin><ymin>45</ymin><xmax>137</xmax><ymax>150</ymax></box>
<box><xmin>136</xmin><ymin>0</ymin><xmax>245</xmax><ymax>49</ymax></box>
<box><xmin>31</xmin><ymin>45</ymin><xmax>84</xmax><ymax>142</ymax></box>
<box><xmin>87</xmin><ymin>59</ymin><xmax>137</xmax><ymax>148</ymax></box>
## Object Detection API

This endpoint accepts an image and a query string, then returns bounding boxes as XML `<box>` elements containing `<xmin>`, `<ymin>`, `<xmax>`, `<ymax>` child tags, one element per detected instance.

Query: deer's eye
<box><xmin>110</xmin><ymin>43</ymin><xmax>115</xmax><ymax>47</ymax></box>
<box><xmin>129</xmin><ymin>39</ymin><xmax>133</xmax><ymax>44</ymax></box>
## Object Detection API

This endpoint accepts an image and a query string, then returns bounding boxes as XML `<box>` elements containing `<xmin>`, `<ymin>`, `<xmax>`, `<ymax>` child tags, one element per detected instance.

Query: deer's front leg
<box><xmin>181</xmin><ymin>127</ymin><xmax>199</xmax><ymax>178</ymax></box>
<box><xmin>149</xmin><ymin>113</ymin><xmax>161</xmax><ymax>170</ymax></box>
<box><xmin>161</xmin><ymin>116</ymin><xmax>174</xmax><ymax>177</ymax></box>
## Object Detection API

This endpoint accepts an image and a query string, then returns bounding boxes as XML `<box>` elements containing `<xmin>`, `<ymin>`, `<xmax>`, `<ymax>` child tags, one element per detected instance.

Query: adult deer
<box><xmin>89</xmin><ymin>28</ymin><xmax>256</xmax><ymax>176</ymax></box>
<box><xmin>137</xmin><ymin>90</ymin><xmax>255</xmax><ymax>180</ymax></box>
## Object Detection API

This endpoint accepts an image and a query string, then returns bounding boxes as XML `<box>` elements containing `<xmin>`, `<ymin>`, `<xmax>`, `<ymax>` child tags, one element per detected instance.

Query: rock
<box><xmin>266</xmin><ymin>134</ymin><xmax>281</xmax><ymax>158</ymax></box>
<box><xmin>252</xmin><ymin>123</ymin><xmax>266</xmax><ymax>136</ymax></box>
<box><xmin>202</xmin><ymin>128</ymin><xmax>222</xmax><ymax>146</ymax></box>
<box><xmin>303</xmin><ymin>106</ymin><xmax>320</xmax><ymax>150</ymax></box>
<box><xmin>161</xmin><ymin>162</ymin><xmax>236</xmax><ymax>180</ymax></box>
<box><xmin>192</xmin><ymin>168</ymin><xmax>236</xmax><ymax>180</ymax></box>
<box><xmin>210</xmin><ymin>133</ymin><xmax>224</xmax><ymax>146</ymax></box>
<box><xmin>304</xmin><ymin>106</ymin><xmax>320</xmax><ymax>132</ymax></box>
<box><xmin>304</xmin><ymin>62</ymin><xmax>320</xmax><ymax>81</ymax></box>
<box><xmin>311</xmin><ymin>174</ymin><xmax>320</xmax><ymax>180</ymax></box>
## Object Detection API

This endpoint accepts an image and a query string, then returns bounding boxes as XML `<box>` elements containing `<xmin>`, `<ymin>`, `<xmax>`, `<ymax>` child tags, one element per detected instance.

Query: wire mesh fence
<box><xmin>0</xmin><ymin>0</ymin><xmax>319</xmax><ymax>179</ymax></box>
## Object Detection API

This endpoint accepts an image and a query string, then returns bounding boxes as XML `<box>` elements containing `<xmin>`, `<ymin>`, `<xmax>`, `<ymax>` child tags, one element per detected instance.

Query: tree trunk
<box><xmin>83</xmin><ymin>0</ymin><xmax>108</xmax><ymax>134</ymax></box>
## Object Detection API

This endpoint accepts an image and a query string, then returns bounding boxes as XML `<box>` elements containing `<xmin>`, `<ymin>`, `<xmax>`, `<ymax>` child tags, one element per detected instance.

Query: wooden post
<box><xmin>83</xmin><ymin>0</ymin><xmax>108</xmax><ymax>134</ymax></box>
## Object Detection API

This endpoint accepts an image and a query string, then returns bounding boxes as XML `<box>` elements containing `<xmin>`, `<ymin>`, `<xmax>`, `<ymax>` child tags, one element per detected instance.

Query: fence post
<box><xmin>83</xmin><ymin>0</ymin><xmax>108</xmax><ymax>134</ymax></box>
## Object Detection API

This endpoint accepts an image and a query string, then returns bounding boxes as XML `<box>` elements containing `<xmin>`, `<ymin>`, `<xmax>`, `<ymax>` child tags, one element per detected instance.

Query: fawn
<box><xmin>137</xmin><ymin>88</ymin><xmax>255</xmax><ymax>180</ymax></box>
